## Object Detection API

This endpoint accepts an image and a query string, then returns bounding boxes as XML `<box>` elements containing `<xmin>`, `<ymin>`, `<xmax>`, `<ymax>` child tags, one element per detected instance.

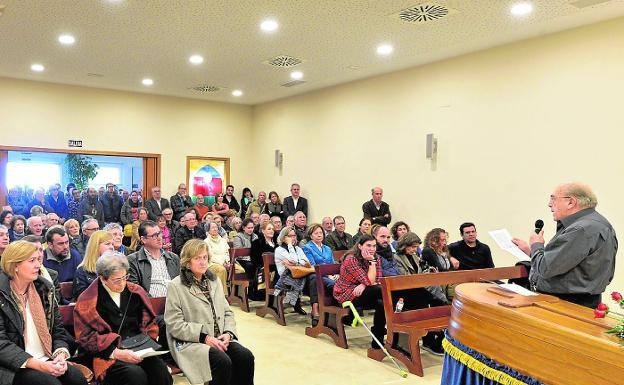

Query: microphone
<box><xmin>534</xmin><ymin>219</ymin><xmax>544</xmax><ymax>234</ymax></box>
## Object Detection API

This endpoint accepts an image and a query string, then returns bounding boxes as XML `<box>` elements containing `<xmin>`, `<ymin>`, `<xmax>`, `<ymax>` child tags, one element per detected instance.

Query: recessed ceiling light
<box><xmin>189</xmin><ymin>54</ymin><xmax>204</xmax><ymax>65</ymax></box>
<box><xmin>376</xmin><ymin>44</ymin><xmax>394</xmax><ymax>56</ymax></box>
<box><xmin>290</xmin><ymin>71</ymin><xmax>303</xmax><ymax>80</ymax></box>
<box><xmin>232</xmin><ymin>90</ymin><xmax>243</xmax><ymax>97</ymax></box>
<box><xmin>142</xmin><ymin>78</ymin><xmax>154</xmax><ymax>86</ymax></box>
<box><xmin>31</xmin><ymin>64</ymin><xmax>45</xmax><ymax>72</ymax></box>
<box><xmin>510</xmin><ymin>2</ymin><xmax>533</xmax><ymax>16</ymax></box>
<box><xmin>58</xmin><ymin>34</ymin><xmax>75</xmax><ymax>45</ymax></box>
<box><xmin>260</xmin><ymin>19</ymin><xmax>279</xmax><ymax>32</ymax></box>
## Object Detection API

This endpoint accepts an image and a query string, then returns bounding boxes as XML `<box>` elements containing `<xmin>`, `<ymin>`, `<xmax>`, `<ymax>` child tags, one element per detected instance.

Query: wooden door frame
<box><xmin>0</xmin><ymin>145</ymin><xmax>160</xmax><ymax>205</ymax></box>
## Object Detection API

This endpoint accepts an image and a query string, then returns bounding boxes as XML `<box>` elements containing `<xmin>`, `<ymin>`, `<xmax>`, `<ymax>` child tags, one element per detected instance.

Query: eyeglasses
<box><xmin>143</xmin><ymin>232</ymin><xmax>162</xmax><ymax>239</ymax></box>
<box><xmin>108</xmin><ymin>274</ymin><xmax>129</xmax><ymax>285</ymax></box>
<box><xmin>549</xmin><ymin>195</ymin><xmax>571</xmax><ymax>203</ymax></box>
<box><xmin>84</xmin><ymin>227</ymin><xmax>99</xmax><ymax>232</ymax></box>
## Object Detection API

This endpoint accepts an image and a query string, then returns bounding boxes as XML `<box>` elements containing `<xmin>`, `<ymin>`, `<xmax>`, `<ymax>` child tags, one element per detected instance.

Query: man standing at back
<box><xmin>101</xmin><ymin>182</ymin><xmax>123</xmax><ymax>224</ymax></box>
<box><xmin>448</xmin><ymin>222</ymin><xmax>494</xmax><ymax>270</ymax></box>
<box><xmin>145</xmin><ymin>186</ymin><xmax>171</xmax><ymax>221</ymax></box>
<box><xmin>362</xmin><ymin>187</ymin><xmax>391</xmax><ymax>226</ymax></box>
<box><xmin>223</xmin><ymin>184</ymin><xmax>240</xmax><ymax>214</ymax></box>
<box><xmin>283</xmin><ymin>183</ymin><xmax>308</xmax><ymax>217</ymax></box>
<box><xmin>513</xmin><ymin>182</ymin><xmax>617</xmax><ymax>308</ymax></box>
<box><xmin>170</xmin><ymin>183</ymin><xmax>194</xmax><ymax>221</ymax></box>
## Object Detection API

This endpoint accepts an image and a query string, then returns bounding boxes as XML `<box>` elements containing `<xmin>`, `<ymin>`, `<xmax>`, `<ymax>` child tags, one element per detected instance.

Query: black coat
<box><xmin>100</xmin><ymin>193</ymin><xmax>123</xmax><ymax>223</ymax></box>
<box><xmin>224</xmin><ymin>195</ymin><xmax>240</xmax><ymax>213</ymax></box>
<box><xmin>173</xmin><ymin>225</ymin><xmax>207</xmax><ymax>255</ymax></box>
<box><xmin>283</xmin><ymin>196</ymin><xmax>308</xmax><ymax>217</ymax></box>
<box><xmin>144</xmin><ymin>198</ymin><xmax>171</xmax><ymax>221</ymax></box>
<box><xmin>78</xmin><ymin>198</ymin><xmax>105</xmax><ymax>227</ymax></box>
<box><xmin>170</xmin><ymin>194</ymin><xmax>194</xmax><ymax>221</ymax></box>
<box><xmin>362</xmin><ymin>199</ymin><xmax>391</xmax><ymax>226</ymax></box>
<box><xmin>0</xmin><ymin>271</ymin><xmax>73</xmax><ymax>384</ymax></box>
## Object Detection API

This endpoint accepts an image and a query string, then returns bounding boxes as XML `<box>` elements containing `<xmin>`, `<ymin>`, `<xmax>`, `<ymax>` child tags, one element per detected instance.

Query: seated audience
<box><xmin>78</xmin><ymin>188</ymin><xmax>105</xmax><ymax>227</ymax></box>
<box><xmin>333</xmin><ymin>234</ymin><xmax>385</xmax><ymax>349</ymax></box>
<box><xmin>233</xmin><ymin>218</ymin><xmax>257</xmax><ymax>249</ymax></box>
<box><xmin>0</xmin><ymin>225</ymin><xmax>9</xmax><ymax>258</ymax></box>
<box><xmin>211</xmin><ymin>193</ymin><xmax>230</xmax><ymax>216</ymax></box>
<box><xmin>156</xmin><ymin>215</ymin><xmax>173</xmax><ymax>252</ymax></box>
<box><xmin>270</xmin><ymin>216</ymin><xmax>283</xmax><ymax>238</ymax></box>
<box><xmin>26</xmin><ymin>215</ymin><xmax>44</xmax><ymax>237</ymax></box>
<box><xmin>67</xmin><ymin>188</ymin><xmax>82</xmax><ymax>222</ymax></box>
<box><xmin>362</xmin><ymin>186</ymin><xmax>391</xmax><ymax>226</ymax></box>
<box><xmin>293</xmin><ymin>211</ymin><xmax>308</xmax><ymax>243</ymax></box>
<box><xmin>73</xmin><ymin>252</ymin><xmax>172</xmax><ymax>385</ymax></box>
<box><xmin>321</xmin><ymin>216</ymin><xmax>333</xmax><ymax>237</ymax></box>
<box><xmin>28</xmin><ymin>188</ymin><xmax>55</xmax><ymax>216</ymax></box>
<box><xmin>422</xmin><ymin>228</ymin><xmax>458</xmax><ymax>272</ymax></box>
<box><xmin>249</xmin><ymin>212</ymin><xmax>260</xmax><ymax>226</ymax></box>
<box><xmin>253</xmin><ymin>213</ymin><xmax>270</xmax><ymax>236</ymax></box>
<box><xmin>129</xmin><ymin>207</ymin><xmax>149</xmax><ymax>252</ymax></box>
<box><xmin>285</xmin><ymin>215</ymin><xmax>295</xmax><ymax>228</ymax></box>
<box><xmin>144</xmin><ymin>186</ymin><xmax>170</xmax><ymax>221</ymax></box>
<box><xmin>249</xmin><ymin>222</ymin><xmax>277</xmax><ymax>299</ymax></box>
<box><xmin>104</xmin><ymin>222</ymin><xmax>130</xmax><ymax>255</ymax></box>
<box><xmin>263</xmin><ymin>191</ymin><xmax>284</xmax><ymax>221</ymax></box>
<box><xmin>43</xmin><ymin>226</ymin><xmax>83</xmax><ymax>283</ymax></box>
<box><xmin>30</xmin><ymin>205</ymin><xmax>45</xmax><ymax>218</ymax></box>
<box><xmin>23</xmin><ymin>234</ymin><xmax>64</xmax><ymax>304</ymax></box>
<box><xmin>120</xmin><ymin>190</ymin><xmax>142</xmax><ymax>226</ymax></box>
<box><xmin>205</xmin><ymin>221</ymin><xmax>241</xmax><ymax>294</ymax></box>
<box><xmin>0</xmin><ymin>210</ymin><xmax>13</xmax><ymax>229</ymax></box>
<box><xmin>213</xmin><ymin>215</ymin><xmax>228</xmax><ymax>238</ymax></box>
<box><xmin>283</xmin><ymin>183</ymin><xmax>308</xmax><ymax>217</ymax></box>
<box><xmin>223</xmin><ymin>184</ymin><xmax>240</xmax><ymax>214</ymax></box>
<box><xmin>162</xmin><ymin>208</ymin><xmax>179</xmax><ymax>241</ymax></box>
<box><xmin>174</xmin><ymin>211</ymin><xmax>207</xmax><ymax>255</ymax></box>
<box><xmin>390</xmin><ymin>221</ymin><xmax>410</xmax><ymax>252</ymax></box>
<box><xmin>373</xmin><ymin>226</ymin><xmax>399</xmax><ymax>276</ymax></box>
<box><xmin>73</xmin><ymin>230</ymin><xmax>114</xmax><ymax>301</ymax></box>
<box><xmin>245</xmin><ymin>191</ymin><xmax>267</xmax><ymax>219</ymax></box>
<box><xmin>101</xmin><ymin>183</ymin><xmax>123</xmax><ymax>225</ymax></box>
<box><xmin>7</xmin><ymin>186</ymin><xmax>28</xmax><ymax>216</ymax></box>
<box><xmin>301</xmin><ymin>224</ymin><xmax>338</xmax><ymax>325</ymax></box>
<box><xmin>75</xmin><ymin>218</ymin><xmax>99</xmax><ymax>257</ymax></box>
<box><xmin>228</xmin><ymin>216</ymin><xmax>243</xmax><ymax>241</ymax></box>
<box><xmin>170</xmin><ymin>183</ymin><xmax>194</xmax><ymax>221</ymax></box>
<box><xmin>0</xmin><ymin>241</ymin><xmax>87</xmax><ymax>385</ymax></box>
<box><xmin>164</xmin><ymin>239</ymin><xmax>255</xmax><ymax>385</ymax></box>
<box><xmin>194</xmin><ymin>194</ymin><xmax>211</xmax><ymax>220</ymax></box>
<box><xmin>239</xmin><ymin>188</ymin><xmax>254</xmax><ymax>219</ymax></box>
<box><xmin>448</xmin><ymin>222</ymin><xmax>494</xmax><ymax>270</ymax></box>
<box><xmin>46</xmin><ymin>212</ymin><xmax>60</xmax><ymax>229</ymax></box>
<box><xmin>46</xmin><ymin>185</ymin><xmax>69</xmax><ymax>222</ymax></box>
<box><xmin>324</xmin><ymin>215</ymin><xmax>354</xmax><ymax>251</ymax></box>
<box><xmin>352</xmin><ymin>217</ymin><xmax>372</xmax><ymax>245</ymax></box>
<box><xmin>201</xmin><ymin>212</ymin><xmax>214</xmax><ymax>232</ymax></box>
<box><xmin>9</xmin><ymin>214</ymin><xmax>27</xmax><ymax>242</ymax></box>
<box><xmin>274</xmin><ymin>227</ymin><xmax>310</xmax><ymax>314</ymax></box>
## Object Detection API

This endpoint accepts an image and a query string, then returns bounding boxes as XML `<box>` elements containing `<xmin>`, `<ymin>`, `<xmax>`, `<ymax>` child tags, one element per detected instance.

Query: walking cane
<box><xmin>342</xmin><ymin>301</ymin><xmax>408</xmax><ymax>378</ymax></box>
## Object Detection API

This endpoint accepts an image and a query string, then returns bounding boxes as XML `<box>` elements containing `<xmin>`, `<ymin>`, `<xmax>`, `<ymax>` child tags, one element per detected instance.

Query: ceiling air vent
<box><xmin>569</xmin><ymin>0</ymin><xmax>611</xmax><ymax>8</ymax></box>
<box><xmin>188</xmin><ymin>85</ymin><xmax>223</xmax><ymax>93</ymax></box>
<box><xmin>264</xmin><ymin>55</ymin><xmax>303</xmax><ymax>68</ymax></box>
<box><xmin>395</xmin><ymin>3</ymin><xmax>457</xmax><ymax>24</ymax></box>
<box><xmin>281</xmin><ymin>80</ymin><xmax>306</xmax><ymax>88</ymax></box>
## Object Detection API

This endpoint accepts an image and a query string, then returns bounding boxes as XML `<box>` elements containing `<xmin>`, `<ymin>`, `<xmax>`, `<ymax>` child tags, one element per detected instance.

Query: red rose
<box><xmin>612</xmin><ymin>292</ymin><xmax>623</xmax><ymax>301</ymax></box>
<box><xmin>594</xmin><ymin>309</ymin><xmax>606</xmax><ymax>318</ymax></box>
<box><xmin>596</xmin><ymin>303</ymin><xmax>609</xmax><ymax>311</ymax></box>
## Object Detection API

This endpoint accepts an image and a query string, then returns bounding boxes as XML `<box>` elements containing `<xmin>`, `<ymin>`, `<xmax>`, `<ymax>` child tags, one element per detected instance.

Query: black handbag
<box><xmin>117</xmin><ymin>292</ymin><xmax>161</xmax><ymax>352</ymax></box>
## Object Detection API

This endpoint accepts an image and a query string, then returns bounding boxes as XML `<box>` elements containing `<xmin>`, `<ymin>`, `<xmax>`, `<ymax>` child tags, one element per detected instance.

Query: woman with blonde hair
<box><xmin>72</xmin><ymin>230</ymin><xmax>114</xmax><ymax>301</ymax></box>
<box><xmin>0</xmin><ymin>241</ymin><xmax>87</xmax><ymax>385</ymax></box>
<box><xmin>165</xmin><ymin>239</ymin><xmax>254</xmax><ymax>385</ymax></box>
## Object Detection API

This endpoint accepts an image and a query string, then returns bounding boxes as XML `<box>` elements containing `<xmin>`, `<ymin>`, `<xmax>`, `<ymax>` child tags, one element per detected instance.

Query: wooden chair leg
<box><xmin>305</xmin><ymin>310</ymin><xmax>349</xmax><ymax>349</ymax></box>
<box><xmin>256</xmin><ymin>292</ymin><xmax>286</xmax><ymax>326</ymax></box>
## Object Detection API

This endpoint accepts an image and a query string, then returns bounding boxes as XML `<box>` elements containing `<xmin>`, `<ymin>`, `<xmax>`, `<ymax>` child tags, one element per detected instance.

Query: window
<box><xmin>91</xmin><ymin>166</ymin><xmax>121</xmax><ymax>188</ymax></box>
<box><xmin>6</xmin><ymin>162</ymin><xmax>62</xmax><ymax>189</ymax></box>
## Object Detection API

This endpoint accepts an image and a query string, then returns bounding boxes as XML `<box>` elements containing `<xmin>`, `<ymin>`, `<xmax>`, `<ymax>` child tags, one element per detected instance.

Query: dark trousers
<box><xmin>13</xmin><ymin>364</ymin><xmax>87</xmax><ymax>385</ymax></box>
<box><xmin>103</xmin><ymin>356</ymin><xmax>172</xmax><ymax>385</ymax></box>
<box><xmin>545</xmin><ymin>292</ymin><xmax>601</xmax><ymax>309</ymax></box>
<box><xmin>351</xmin><ymin>285</ymin><xmax>386</xmax><ymax>348</ymax></box>
<box><xmin>208</xmin><ymin>341</ymin><xmax>255</xmax><ymax>385</ymax></box>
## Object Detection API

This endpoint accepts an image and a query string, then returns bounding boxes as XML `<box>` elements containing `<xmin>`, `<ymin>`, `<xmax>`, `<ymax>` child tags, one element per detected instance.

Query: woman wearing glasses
<box><xmin>73</xmin><ymin>252</ymin><xmax>172</xmax><ymax>385</ymax></box>
<box><xmin>165</xmin><ymin>239</ymin><xmax>254</xmax><ymax>385</ymax></box>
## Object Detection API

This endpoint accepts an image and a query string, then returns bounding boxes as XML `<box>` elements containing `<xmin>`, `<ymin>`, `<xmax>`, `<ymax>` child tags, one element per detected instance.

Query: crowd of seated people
<box><xmin>0</xmin><ymin>179</ymin><xmax>500</xmax><ymax>383</ymax></box>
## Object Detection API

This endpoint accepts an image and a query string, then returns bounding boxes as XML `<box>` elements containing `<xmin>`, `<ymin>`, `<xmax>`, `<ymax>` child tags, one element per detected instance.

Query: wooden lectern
<box><xmin>448</xmin><ymin>283</ymin><xmax>624</xmax><ymax>385</ymax></box>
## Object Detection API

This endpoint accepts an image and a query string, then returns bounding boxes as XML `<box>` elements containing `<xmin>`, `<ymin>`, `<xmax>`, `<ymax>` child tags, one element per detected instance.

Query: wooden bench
<box><xmin>368</xmin><ymin>266</ymin><xmax>528</xmax><ymax>376</ymax></box>
<box><xmin>255</xmin><ymin>252</ymin><xmax>287</xmax><ymax>326</ymax></box>
<box><xmin>304</xmin><ymin>263</ymin><xmax>350</xmax><ymax>348</ymax></box>
<box><xmin>60</xmin><ymin>281</ymin><xmax>73</xmax><ymax>302</ymax></box>
<box><xmin>332</xmin><ymin>250</ymin><xmax>347</xmax><ymax>263</ymax></box>
<box><xmin>148</xmin><ymin>296</ymin><xmax>182</xmax><ymax>375</ymax></box>
<box><xmin>227</xmin><ymin>247</ymin><xmax>252</xmax><ymax>312</ymax></box>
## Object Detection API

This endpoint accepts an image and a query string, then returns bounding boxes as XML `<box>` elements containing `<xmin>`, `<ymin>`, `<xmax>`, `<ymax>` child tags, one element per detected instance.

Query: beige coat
<box><xmin>164</xmin><ymin>275</ymin><xmax>237</xmax><ymax>384</ymax></box>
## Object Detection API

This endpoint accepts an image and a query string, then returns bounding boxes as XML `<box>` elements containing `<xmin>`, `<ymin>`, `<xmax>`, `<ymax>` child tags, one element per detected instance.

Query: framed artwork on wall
<box><xmin>186</xmin><ymin>156</ymin><xmax>230</xmax><ymax>205</ymax></box>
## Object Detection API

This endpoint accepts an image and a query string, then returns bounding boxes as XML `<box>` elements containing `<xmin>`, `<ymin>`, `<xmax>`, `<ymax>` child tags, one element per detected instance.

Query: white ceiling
<box><xmin>1</xmin><ymin>0</ymin><xmax>624</xmax><ymax>105</ymax></box>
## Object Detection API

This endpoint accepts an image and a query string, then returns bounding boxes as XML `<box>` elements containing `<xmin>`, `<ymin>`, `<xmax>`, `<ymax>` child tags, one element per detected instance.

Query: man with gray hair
<box><xmin>26</xmin><ymin>215</ymin><xmax>44</xmax><ymax>237</ymax></box>
<box><xmin>362</xmin><ymin>186</ymin><xmax>391</xmax><ymax>226</ymax></box>
<box><xmin>513</xmin><ymin>182</ymin><xmax>617</xmax><ymax>308</ymax></box>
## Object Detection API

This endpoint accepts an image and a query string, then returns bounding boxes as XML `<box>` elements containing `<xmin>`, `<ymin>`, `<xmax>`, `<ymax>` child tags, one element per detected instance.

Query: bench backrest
<box><xmin>229</xmin><ymin>247</ymin><xmax>252</xmax><ymax>281</ymax></box>
<box><xmin>60</xmin><ymin>281</ymin><xmax>73</xmax><ymax>301</ymax></box>
<box><xmin>150</xmin><ymin>296</ymin><xmax>167</xmax><ymax>316</ymax></box>
<box><xmin>332</xmin><ymin>250</ymin><xmax>347</xmax><ymax>263</ymax></box>
<box><xmin>314</xmin><ymin>264</ymin><xmax>341</xmax><ymax>306</ymax></box>
<box><xmin>261</xmin><ymin>252</ymin><xmax>277</xmax><ymax>289</ymax></box>
<box><xmin>379</xmin><ymin>266</ymin><xmax>528</xmax><ymax>325</ymax></box>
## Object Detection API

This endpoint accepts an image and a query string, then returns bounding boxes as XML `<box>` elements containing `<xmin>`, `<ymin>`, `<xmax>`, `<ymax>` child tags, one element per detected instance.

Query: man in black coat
<box><xmin>173</xmin><ymin>212</ymin><xmax>206</xmax><ymax>255</ymax></box>
<box><xmin>170</xmin><ymin>183</ymin><xmax>194</xmax><ymax>221</ymax></box>
<box><xmin>283</xmin><ymin>183</ymin><xmax>308</xmax><ymax>217</ymax></box>
<box><xmin>223</xmin><ymin>184</ymin><xmax>240</xmax><ymax>214</ymax></box>
<box><xmin>100</xmin><ymin>183</ymin><xmax>123</xmax><ymax>224</ymax></box>
<box><xmin>362</xmin><ymin>186</ymin><xmax>391</xmax><ymax>226</ymax></box>
<box><xmin>78</xmin><ymin>188</ymin><xmax>105</xmax><ymax>228</ymax></box>
<box><xmin>145</xmin><ymin>186</ymin><xmax>171</xmax><ymax>221</ymax></box>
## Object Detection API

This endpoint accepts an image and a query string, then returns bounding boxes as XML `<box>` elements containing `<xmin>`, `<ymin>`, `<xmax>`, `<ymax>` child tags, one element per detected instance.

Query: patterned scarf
<box><xmin>10</xmin><ymin>280</ymin><xmax>52</xmax><ymax>357</ymax></box>
<box><xmin>191</xmin><ymin>271</ymin><xmax>221</xmax><ymax>336</ymax></box>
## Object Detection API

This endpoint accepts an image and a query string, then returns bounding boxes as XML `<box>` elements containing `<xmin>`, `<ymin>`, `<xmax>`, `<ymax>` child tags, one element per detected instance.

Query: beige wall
<box><xmin>252</xmin><ymin>18</ymin><xmax>624</xmax><ymax>295</ymax></box>
<box><xmin>0</xmin><ymin>77</ymin><xmax>254</xmax><ymax>198</ymax></box>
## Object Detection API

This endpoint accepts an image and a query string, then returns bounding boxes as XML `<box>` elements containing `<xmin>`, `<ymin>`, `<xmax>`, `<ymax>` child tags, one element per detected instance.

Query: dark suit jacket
<box><xmin>144</xmin><ymin>197</ymin><xmax>171</xmax><ymax>221</ymax></box>
<box><xmin>362</xmin><ymin>199</ymin><xmax>391</xmax><ymax>226</ymax></box>
<box><xmin>283</xmin><ymin>196</ymin><xmax>308</xmax><ymax>217</ymax></box>
<box><xmin>170</xmin><ymin>194</ymin><xmax>194</xmax><ymax>221</ymax></box>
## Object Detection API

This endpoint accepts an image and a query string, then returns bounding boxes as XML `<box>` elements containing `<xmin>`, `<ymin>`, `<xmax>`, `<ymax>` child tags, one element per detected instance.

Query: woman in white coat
<box><xmin>164</xmin><ymin>239</ymin><xmax>254</xmax><ymax>385</ymax></box>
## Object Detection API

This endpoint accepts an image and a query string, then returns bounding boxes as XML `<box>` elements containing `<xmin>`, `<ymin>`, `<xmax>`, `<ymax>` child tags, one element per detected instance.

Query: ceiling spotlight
<box><xmin>58</xmin><ymin>34</ymin><xmax>76</xmax><ymax>45</ymax></box>
<box><xmin>232</xmin><ymin>90</ymin><xmax>243</xmax><ymax>97</ymax></box>
<box><xmin>511</xmin><ymin>2</ymin><xmax>533</xmax><ymax>16</ymax></box>
<box><xmin>142</xmin><ymin>78</ymin><xmax>154</xmax><ymax>86</ymax></box>
<box><xmin>260</xmin><ymin>19</ymin><xmax>279</xmax><ymax>32</ymax></box>
<box><xmin>189</xmin><ymin>54</ymin><xmax>204</xmax><ymax>65</ymax></box>
<box><xmin>290</xmin><ymin>71</ymin><xmax>303</xmax><ymax>80</ymax></box>
<box><xmin>31</xmin><ymin>64</ymin><xmax>45</xmax><ymax>72</ymax></box>
<box><xmin>376</xmin><ymin>44</ymin><xmax>394</xmax><ymax>56</ymax></box>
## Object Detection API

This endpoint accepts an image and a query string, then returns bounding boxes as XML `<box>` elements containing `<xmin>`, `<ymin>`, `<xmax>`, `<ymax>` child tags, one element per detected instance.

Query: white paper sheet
<box><xmin>134</xmin><ymin>348</ymin><xmax>170</xmax><ymax>358</ymax></box>
<box><xmin>488</xmin><ymin>229</ymin><xmax>531</xmax><ymax>262</ymax></box>
<box><xmin>497</xmin><ymin>283</ymin><xmax>538</xmax><ymax>296</ymax></box>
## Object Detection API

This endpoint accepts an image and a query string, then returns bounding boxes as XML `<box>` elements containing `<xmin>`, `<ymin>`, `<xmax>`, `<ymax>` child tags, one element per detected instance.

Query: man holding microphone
<box><xmin>512</xmin><ymin>182</ymin><xmax>617</xmax><ymax>308</ymax></box>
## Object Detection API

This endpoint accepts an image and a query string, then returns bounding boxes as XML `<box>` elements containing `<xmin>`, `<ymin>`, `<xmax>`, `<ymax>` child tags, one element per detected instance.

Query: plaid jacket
<box><xmin>73</xmin><ymin>278</ymin><xmax>158</xmax><ymax>382</ymax></box>
<box><xmin>333</xmin><ymin>254</ymin><xmax>382</xmax><ymax>303</ymax></box>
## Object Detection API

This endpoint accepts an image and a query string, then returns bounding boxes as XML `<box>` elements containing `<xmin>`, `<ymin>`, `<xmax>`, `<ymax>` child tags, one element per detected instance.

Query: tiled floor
<box><xmin>173</xmin><ymin>303</ymin><xmax>443</xmax><ymax>385</ymax></box>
